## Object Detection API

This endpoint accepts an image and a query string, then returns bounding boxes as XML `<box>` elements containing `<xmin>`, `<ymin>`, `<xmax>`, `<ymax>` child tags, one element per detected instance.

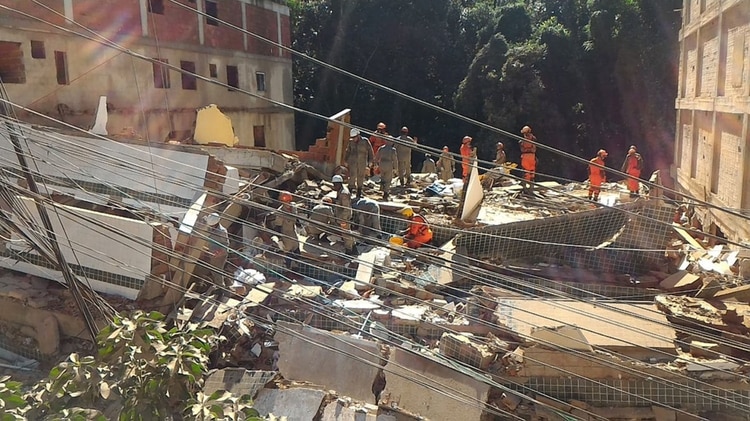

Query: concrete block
<box><xmin>275</xmin><ymin>322</ymin><xmax>383</xmax><ymax>403</ymax></box>
<box><xmin>253</xmin><ymin>387</ymin><xmax>327</xmax><ymax>420</ymax></box>
<box><xmin>37</xmin><ymin>315</ymin><xmax>60</xmax><ymax>356</ymax></box>
<box><xmin>438</xmin><ymin>333</ymin><xmax>494</xmax><ymax>369</ymax></box>
<box><xmin>652</xmin><ymin>406</ymin><xmax>677</xmax><ymax>421</ymax></box>
<box><xmin>383</xmin><ymin>349</ymin><xmax>490</xmax><ymax>421</ymax></box>
<box><xmin>321</xmin><ymin>401</ymin><xmax>377</xmax><ymax>421</ymax></box>
<box><xmin>659</xmin><ymin>270</ymin><xmax>701</xmax><ymax>291</ymax></box>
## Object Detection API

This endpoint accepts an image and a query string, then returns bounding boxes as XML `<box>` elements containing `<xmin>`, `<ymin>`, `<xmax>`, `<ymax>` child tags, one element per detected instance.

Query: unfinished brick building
<box><xmin>673</xmin><ymin>0</ymin><xmax>750</xmax><ymax>241</ymax></box>
<box><xmin>0</xmin><ymin>0</ymin><xmax>294</xmax><ymax>149</ymax></box>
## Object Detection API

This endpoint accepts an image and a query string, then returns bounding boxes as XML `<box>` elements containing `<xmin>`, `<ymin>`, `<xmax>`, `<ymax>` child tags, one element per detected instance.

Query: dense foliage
<box><xmin>290</xmin><ymin>0</ymin><xmax>680</xmax><ymax>180</ymax></box>
<box><xmin>1</xmin><ymin>311</ymin><xmax>263</xmax><ymax>421</ymax></box>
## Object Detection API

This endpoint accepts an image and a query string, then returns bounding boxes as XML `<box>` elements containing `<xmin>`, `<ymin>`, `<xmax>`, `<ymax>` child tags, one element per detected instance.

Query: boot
<box><xmin>383</xmin><ymin>192</ymin><xmax>389</xmax><ymax>201</ymax></box>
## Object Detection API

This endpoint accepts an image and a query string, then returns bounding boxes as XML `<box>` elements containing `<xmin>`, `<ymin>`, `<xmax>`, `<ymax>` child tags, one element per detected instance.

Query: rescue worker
<box><xmin>330</xmin><ymin>174</ymin><xmax>355</xmax><ymax>252</ymax></box>
<box><xmin>343</xmin><ymin>128</ymin><xmax>374</xmax><ymax>198</ymax></box>
<box><xmin>306</xmin><ymin>196</ymin><xmax>336</xmax><ymax>239</ymax></box>
<box><xmin>460</xmin><ymin>136</ymin><xmax>473</xmax><ymax>181</ymax></box>
<box><xmin>395</xmin><ymin>126</ymin><xmax>416</xmax><ymax>186</ymax></box>
<box><xmin>494</xmin><ymin>142</ymin><xmax>506</xmax><ymax>165</ymax></box>
<box><xmin>202</xmin><ymin>212</ymin><xmax>229</xmax><ymax>286</ymax></box>
<box><xmin>621</xmin><ymin>145</ymin><xmax>643</xmax><ymax>198</ymax></box>
<box><xmin>519</xmin><ymin>125</ymin><xmax>537</xmax><ymax>182</ymax></box>
<box><xmin>436</xmin><ymin>146</ymin><xmax>455</xmax><ymax>181</ymax></box>
<box><xmin>270</xmin><ymin>191</ymin><xmax>299</xmax><ymax>254</ymax></box>
<box><xmin>421</xmin><ymin>154</ymin><xmax>436</xmax><ymax>174</ymax></box>
<box><xmin>375</xmin><ymin>141</ymin><xmax>396</xmax><ymax>201</ymax></box>
<box><xmin>588</xmin><ymin>149</ymin><xmax>608</xmax><ymax>202</ymax></box>
<box><xmin>352</xmin><ymin>197</ymin><xmax>382</xmax><ymax>238</ymax></box>
<box><xmin>369</xmin><ymin>122</ymin><xmax>388</xmax><ymax>155</ymax></box>
<box><xmin>400</xmin><ymin>207</ymin><xmax>432</xmax><ymax>249</ymax></box>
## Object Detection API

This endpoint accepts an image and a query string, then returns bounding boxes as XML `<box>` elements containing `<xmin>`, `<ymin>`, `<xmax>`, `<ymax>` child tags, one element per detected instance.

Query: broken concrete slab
<box><xmin>494</xmin><ymin>299</ymin><xmax>675</xmax><ymax>357</ymax></box>
<box><xmin>659</xmin><ymin>270</ymin><xmax>701</xmax><ymax>292</ymax></box>
<box><xmin>383</xmin><ymin>348</ymin><xmax>491</xmax><ymax>421</ymax></box>
<box><xmin>275</xmin><ymin>322</ymin><xmax>384</xmax><ymax>403</ymax></box>
<box><xmin>253</xmin><ymin>387</ymin><xmax>327</xmax><ymax>420</ymax></box>
<box><xmin>529</xmin><ymin>325</ymin><xmax>593</xmax><ymax>352</ymax></box>
<box><xmin>713</xmin><ymin>285</ymin><xmax>750</xmax><ymax>302</ymax></box>
<box><xmin>438</xmin><ymin>333</ymin><xmax>494</xmax><ymax>370</ymax></box>
<box><xmin>203</xmin><ymin>368</ymin><xmax>276</xmax><ymax>397</ymax></box>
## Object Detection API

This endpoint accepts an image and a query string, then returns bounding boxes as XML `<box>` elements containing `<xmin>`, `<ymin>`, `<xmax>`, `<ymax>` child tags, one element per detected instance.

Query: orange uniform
<box><xmin>460</xmin><ymin>141</ymin><xmax>472</xmax><ymax>178</ymax></box>
<box><xmin>588</xmin><ymin>156</ymin><xmax>606</xmax><ymax>201</ymax></box>
<box><xmin>621</xmin><ymin>149</ymin><xmax>643</xmax><ymax>195</ymax></box>
<box><xmin>519</xmin><ymin>136</ymin><xmax>537</xmax><ymax>182</ymax></box>
<box><xmin>405</xmin><ymin>214</ymin><xmax>433</xmax><ymax>248</ymax></box>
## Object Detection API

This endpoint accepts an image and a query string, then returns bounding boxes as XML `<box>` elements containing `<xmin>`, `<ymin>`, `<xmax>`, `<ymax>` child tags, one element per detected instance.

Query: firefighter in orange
<box><xmin>460</xmin><ymin>136</ymin><xmax>473</xmax><ymax>181</ymax></box>
<box><xmin>400</xmin><ymin>207</ymin><xmax>432</xmax><ymax>248</ymax></box>
<box><xmin>620</xmin><ymin>145</ymin><xmax>643</xmax><ymax>198</ymax></box>
<box><xmin>519</xmin><ymin>126</ymin><xmax>537</xmax><ymax>182</ymax></box>
<box><xmin>588</xmin><ymin>149</ymin><xmax>608</xmax><ymax>202</ymax></box>
<box><xmin>369</xmin><ymin>122</ymin><xmax>388</xmax><ymax>155</ymax></box>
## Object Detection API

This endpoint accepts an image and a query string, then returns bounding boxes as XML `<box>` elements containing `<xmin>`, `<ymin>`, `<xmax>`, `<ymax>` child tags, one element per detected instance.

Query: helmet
<box><xmin>401</xmin><ymin>207</ymin><xmax>414</xmax><ymax>218</ymax></box>
<box><xmin>521</xmin><ymin>126</ymin><xmax>532</xmax><ymax>134</ymax></box>
<box><xmin>400</xmin><ymin>126</ymin><xmax>409</xmax><ymax>133</ymax></box>
<box><xmin>462</xmin><ymin>136</ymin><xmax>472</xmax><ymax>144</ymax></box>
<box><xmin>204</xmin><ymin>213</ymin><xmax>221</xmax><ymax>226</ymax></box>
<box><xmin>279</xmin><ymin>191</ymin><xmax>292</xmax><ymax>203</ymax></box>
<box><xmin>349</xmin><ymin>128</ymin><xmax>360</xmax><ymax>137</ymax></box>
<box><xmin>377</xmin><ymin>122</ymin><xmax>386</xmax><ymax>130</ymax></box>
<box><xmin>322</xmin><ymin>196</ymin><xmax>333</xmax><ymax>204</ymax></box>
<box><xmin>332</xmin><ymin>174</ymin><xmax>344</xmax><ymax>183</ymax></box>
<box><xmin>442</xmin><ymin>146</ymin><xmax>449</xmax><ymax>151</ymax></box>
<box><xmin>629</xmin><ymin>145</ymin><xmax>637</xmax><ymax>151</ymax></box>
<box><xmin>597</xmin><ymin>149</ymin><xmax>608</xmax><ymax>158</ymax></box>
<box><xmin>497</xmin><ymin>142</ymin><xmax>504</xmax><ymax>149</ymax></box>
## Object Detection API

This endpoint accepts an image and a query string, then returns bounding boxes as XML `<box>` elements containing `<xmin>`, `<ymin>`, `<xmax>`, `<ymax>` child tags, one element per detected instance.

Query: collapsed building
<box><xmin>0</xmin><ymin>99</ymin><xmax>747</xmax><ymax>420</ymax></box>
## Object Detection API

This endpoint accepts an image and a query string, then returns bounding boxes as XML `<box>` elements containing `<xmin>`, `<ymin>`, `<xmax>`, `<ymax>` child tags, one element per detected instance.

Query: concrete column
<box><xmin>242</xmin><ymin>2</ymin><xmax>248</xmax><ymax>51</ymax></box>
<box><xmin>276</xmin><ymin>11</ymin><xmax>282</xmax><ymax>57</ymax></box>
<box><xmin>63</xmin><ymin>0</ymin><xmax>73</xmax><ymax>24</ymax></box>
<box><xmin>197</xmin><ymin>0</ymin><xmax>204</xmax><ymax>45</ymax></box>
<box><xmin>139</xmin><ymin>0</ymin><xmax>148</xmax><ymax>37</ymax></box>
<box><xmin>741</xmin><ymin>113</ymin><xmax>749</xmax><ymax>209</ymax></box>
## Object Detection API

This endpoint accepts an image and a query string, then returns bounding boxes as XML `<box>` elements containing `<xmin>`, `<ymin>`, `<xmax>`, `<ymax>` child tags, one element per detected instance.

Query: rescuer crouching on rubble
<box><xmin>200</xmin><ymin>212</ymin><xmax>229</xmax><ymax>287</ymax></box>
<box><xmin>269</xmin><ymin>191</ymin><xmax>301</xmax><ymax>267</ymax></box>
<box><xmin>399</xmin><ymin>207</ymin><xmax>433</xmax><ymax>249</ymax></box>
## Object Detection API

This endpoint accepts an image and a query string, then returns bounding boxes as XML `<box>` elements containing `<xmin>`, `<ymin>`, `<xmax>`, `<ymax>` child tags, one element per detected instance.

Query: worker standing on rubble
<box><xmin>352</xmin><ymin>197</ymin><xmax>382</xmax><ymax>238</ymax></box>
<box><xmin>331</xmin><ymin>175</ymin><xmax>355</xmax><ymax>253</ymax></box>
<box><xmin>588</xmin><ymin>149</ymin><xmax>608</xmax><ymax>202</ymax></box>
<box><xmin>436</xmin><ymin>146</ymin><xmax>455</xmax><ymax>181</ymax></box>
<box><xmin>400</xmin><ymin>207</ymin><xmax>432</xmax><ymax>248</ymax></box>
<box><xmin>621</xmin><ymin>145</ymin><xmax>643</xmax><ymax>198</ymax></box>
<box><xmin>494</xmin><ymin>142</ymin><xmax>506</xmax><ymax>165</ymax></box>
<box><xmin>395</xmin><ymin>126</ymin><xmax>416</xmax><ymax>186</ymax></box>
<box><xmin>271</xmin><ymin>191</ymin><xmax>300</xmax><ymax>257</ymax></box>
<box><xmin>519</xmin><ymin>126</ymin><xmax>537</xmax><ymax>183</ymax></box>
<box><xmin>202</xmin><ymin>212</ymin><xmax>229</xmax><ymax>286</ymax></box>
<box><xmin>369</xmin><ymin>122</ymin><xmax>388</xmax><ymax>155</ymax></box>
<box><xmin>374</xmin><ymin>141</ymin><xmax>397</xmax><ymax>201</ymax></box>
<box><xmin>460</xmin><ymin>136</ymin><xmax>473</xmax><ymax>181</ymax></box>
<box><xmin>421</xmin><ymin>154</ymin><xmax>436</xmax><ymax>174</ymax></box>
<box><xmin>344</xmin><ymin>128</ymin><xmax>374</xmax><ymax>198</ymax></box>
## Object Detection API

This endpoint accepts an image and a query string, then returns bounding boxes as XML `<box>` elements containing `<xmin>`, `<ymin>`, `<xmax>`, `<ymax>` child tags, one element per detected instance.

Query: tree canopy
<box><xmin>290</xmin><ymin>0</ymin><xmax>680</xmax><ymax>180</ymax></box>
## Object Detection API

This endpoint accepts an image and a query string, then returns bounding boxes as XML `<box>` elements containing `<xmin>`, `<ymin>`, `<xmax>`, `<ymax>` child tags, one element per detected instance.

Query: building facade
<box><xmin>674</xmin><ymin>0</ymin><xmax>750</xmax><ymax>241</ymax></box>
<box><xmin>0</xmin><ymin>0</ymin><xmax>294</xmax><ymax>149</ymax></box>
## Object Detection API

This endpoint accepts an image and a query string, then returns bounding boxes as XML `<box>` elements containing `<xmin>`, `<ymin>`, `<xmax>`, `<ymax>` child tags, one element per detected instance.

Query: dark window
<box><xmin>226</xmin><ymin>65</ymin><xmax>238</xmax><ymax>90</ymax></box>
<box><xmin>152</xmin><ymin>58</ymin><xmax>170</xmax><ymax>89</ymax></box>
<box><xmin>209</xmin><ymin>63</ymin><xmax>217</xmax><ymax>78</ymax></box>
<box><xmin>54</xmin><ymin>51</ymin><xmax>69</xmax><ymax>85</ymax></box>
<box><xmin>255</xmin><ymin>72</ymin><xmax>266</xmax><ymax>91</ymax></box>
<box><xmin>147</xmin><ymin>0</ymin><xmax>164</xmax><ymax>14</ymax></box>
<box><xmin>253</xmin><ymin>126</ymin><xmax>266</xmax><ymax>148</ymax></box>
<box><xmin>30</xmin><ymin>40</ymin><xmax>45</xmax><ymax>59</ymax></box>
<box><xmin>0</xmin><ymin>41</ymin><xmax>25</xmax><ymax>83</ymax></box>
<box><xmin>205</xmin><ymin>1</ymin><xmax>218</xmax><ymax>26</ymax></box>
<box><xmin>180</xmin><ymin>60</ymin><xmax>197</xmax><ymax>90</ymax></box>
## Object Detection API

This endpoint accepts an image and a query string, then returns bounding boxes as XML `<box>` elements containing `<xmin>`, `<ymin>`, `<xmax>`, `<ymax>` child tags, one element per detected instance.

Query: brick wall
<box><xmin>148</xmin><ymin>0</ymin><xmax>200</xmax><ymax>45</ymax></box>
<box><xmin>73</xmin><ymin>0</ymin><xmax>141</xmax><ymax>36</ymax></box>
<box><xmin>203</xmin><ymin>0</ymin><xmax>243</xmax><ymax>51</ymax></box>
<box><xmin>685</xmin><ymin>44</ymin><xmax>697</xmax><ymax>97</ymax></box>
<box><xmin>0</xmin><ymin>0</ymin><xmax>66</xmax><ymax>26</ymax></box>
<box><xmin>700</xmin><ymin>35</ymin><xmax>719</xmax><ymax>96</ymax></box>
<box><xmin>681</xmin><ymin>122</ymin><xmax>692</xmax><ymax>170</ymax></box>
<box><xmin>246</xmin><ymin>5</ymin><xmax>277</xmax><ymax>56</ymax></box>
<box><xmin>716</xmin><ymin>120</ymin><xmax>743</xmax><ymax>207</ymax></box>
<box><xmin>279</xmin><ymin>14</ymin><xmax>291</xmax><ymax>58</ymax></box>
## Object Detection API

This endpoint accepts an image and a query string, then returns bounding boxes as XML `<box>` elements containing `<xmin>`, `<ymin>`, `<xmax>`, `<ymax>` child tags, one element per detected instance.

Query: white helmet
<box><xmin>332</xmin><ymin>175</ymin><xmax>344</xmax><ymax>183</ymax></box>
<box><xmin>350</xmin><ymin>128</ymin><xmax>360</xmax><ymax>137</ymax></box>
<box><xmin>204</xmin><ymin>213</ymin><xmax>221</xmax><ymax>226</ymax></box>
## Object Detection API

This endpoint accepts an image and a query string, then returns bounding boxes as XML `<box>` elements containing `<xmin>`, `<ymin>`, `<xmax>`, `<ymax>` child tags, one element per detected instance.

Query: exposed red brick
<box><xmin>203</xmin><ymin>0</ymin><xmax>243</xmax><ymax>51</ymax></box>
<box><xmin>0</xmin><ymin>0</ymin><xmax>66</xmax><ymax>26</ymax></box>
<box><xmin>246</xmin><ymin>5</ymin><xmax>277</xmax><ymax>56</ymax></box>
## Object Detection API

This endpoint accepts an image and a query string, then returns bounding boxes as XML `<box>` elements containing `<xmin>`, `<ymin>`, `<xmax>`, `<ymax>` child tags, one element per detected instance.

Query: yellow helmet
<box><xmin>401</xmin><ymin>207</ymin><xmax>414</xmax><ymax>218</ymax></box>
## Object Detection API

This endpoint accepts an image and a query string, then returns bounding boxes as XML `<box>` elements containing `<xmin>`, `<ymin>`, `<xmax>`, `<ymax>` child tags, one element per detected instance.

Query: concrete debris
<box><xmin>253</xmin><ymin>387</ymin><xmax>327</xmax><ymax>420</ymax></box>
